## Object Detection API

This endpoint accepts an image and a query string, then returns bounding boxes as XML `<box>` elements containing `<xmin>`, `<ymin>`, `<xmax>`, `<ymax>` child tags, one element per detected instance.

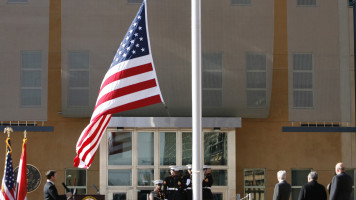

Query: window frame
<box><xmin>20</xmin><ymin>51</ymin><xmax>42</xmax><ymax>107</ymax></box>
<box><xmin>65</xmin><ymin>168</ymin><xmax>87</xmax><ymax>195</ymax></box>
<box><xmin>100</xmin><ymin>127</ymin><xmax>236</xmax><ymax>200</ymax></box>
<box><xmin>296</xmin><ymin>0</ymin><xmax>317</xmax><ymax>7</ymax></box>
<box><xmin>231</xmin><ymin>0</ymin><xmax>252</xmax><ymax>6</ymax></box>
<box><xmin>202</xmin><ymin>52</ymin><xmax>223</xmax><ymax>107</ymax></box>
<box><xmin>246</xmin><ymin>53</ymin><xmax>267</xmax><ymax>108</ymax></box>
<box><xmin>291</xmin><ymin>168</ymin><xmax>312</xmax><ymax>200</ymax></box>
<box><xmin>244</xmin><ymin>168</ymin><xmax>266</xmax><ymax>200</ymax></box>
<box><xmin>292</xmin><ymin>53</ymin><xmax>314</xmax><ymax>109</ymax></box>
<box><xmin>67</xmin><ymin>51</ymin><xmax>90</xmax><ymax>107</ymax></box>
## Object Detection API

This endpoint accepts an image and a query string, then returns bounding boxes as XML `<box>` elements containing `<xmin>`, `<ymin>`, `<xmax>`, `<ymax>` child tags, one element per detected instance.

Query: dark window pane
<box><xmin>160</xmin><ymin>132</ymin><xmax>176</xmax><ymax>165</ymax></box>
<box><xmin>245</xmin><ymin>188</ymin><xmax>265</xmax><ymax>200</ymax></box>
<box><xmin>108</xmin><ymin>132</ymin><xmax>132</xmax><ymax>165</ymax></box>
<box><xmin>247</xmin><ymin>90</ymin><xmax>266</xmax><ymax>107</ymax></box>
<box><xmin>246</xmin><ymin>54</ymin><xmax>266</xmax><ymax>70</ymax></box>
<box><xmin>108</xmin><ymin>169</ymin><xmax>132</xmax><ymax>186</ymax></box>
<box><xmin>292</xmin><ymin>170</ymin><xmax>309</xmax><ymax>186</ymax></box>
<box><xmin>21</xmin><ymin>89</ymin><xmax>41</xmax><ymax>106</ymax></box>
<box><xmin>204</xmin><ymin>132</ymin><xmax>227</xmax><ymax>165</ymax></box>
<box><xmin>182</xmin><ymin>132</ymin><xmax>192</xmax><ymax>165</ymax></box>
<box><xmin>113</xmin><ymin>193</ymin><xmax>126</xmax><ymax>200</ymax></box>
<box><xmin>22</xmin><ymin>71</ymin><xmax>41</xmax><ymax>87</ymax></box>
<box><xmin>293</xmin><ymin>54</ymin><xmax>312</xmax><ymax>70</ymax></box>
<box><xmin>293</xmin><ymin>91</ymin><xmax>313</xmax><ymax>108</ymax></box>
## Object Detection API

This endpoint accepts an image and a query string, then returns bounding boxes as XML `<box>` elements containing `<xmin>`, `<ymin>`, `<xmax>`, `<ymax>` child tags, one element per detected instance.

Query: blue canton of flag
<box><xmin>4</xmin><ymin>149</ymin><xmax>14</xmax><ymax>189</ymax></box>
<box><xmin>0</xmin><ymin>138</ymin><xmax>15</xmax><ymax>200</ymax></box>
<box><xmin>111</xmin><ymin>2</ymin><xmax>149</xmax><ymax>67</ymax></box>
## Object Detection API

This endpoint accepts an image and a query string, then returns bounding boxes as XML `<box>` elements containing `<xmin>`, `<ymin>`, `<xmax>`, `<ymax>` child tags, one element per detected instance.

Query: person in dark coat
<box><xmin>202</xmin><ymin>165</ymin><xmax>213</xmax><ymax>200</ymax></box>
<box><xmin>272</xmin><ymin>170</ymin><xmax>291</xmax><ymax>200</ymax></box>
<box><xmin>43</xmin><ymin>170</ymin><xmax>72</xmax><ymax>200</ymax></box>
<box><xmin>149</xmin><ymin>180</ymin><xmax>165</xmax><ymax>200</ymax></box>
<box><xmin>329</xmin><ymin>162</ymin><xmax>353</xmax><ymax>200</ymax></box>
<box><xmin>297</xmin><ymin>171</ymin><xmax>327</xmax><ymax>200</ymax></box>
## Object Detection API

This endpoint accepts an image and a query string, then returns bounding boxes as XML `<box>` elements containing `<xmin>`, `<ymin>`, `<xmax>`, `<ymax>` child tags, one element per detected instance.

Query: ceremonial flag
<box><xmin>74</xmin><ymin>0</ymin><xmax>164</xmax><ymax>168</ymax></box>
<box><xmin>15</xmin><ymin>137</ymin><xmax>27</xmax><ymax>200</ymax></box>
<box><xmin>0</xmin><ymin>138</ymin><xmax>15</xmax><ymax>200</ymax></box>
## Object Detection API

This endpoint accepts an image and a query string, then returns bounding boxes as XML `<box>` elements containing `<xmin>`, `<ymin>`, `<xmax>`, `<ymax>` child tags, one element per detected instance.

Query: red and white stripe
<box><xmin>15</xmin><ymin>138</ymin><xmax>27</xmax><ymax>200</ymax></box>
<box><xmin>74</xmin><ymin>54</ymin><xmax>163</xmax><ymax>168</ymax></box>
<box><xmin>0</xmin><ymin>187</ymin><xmax>14</xmax><ymax>200</ymax></box>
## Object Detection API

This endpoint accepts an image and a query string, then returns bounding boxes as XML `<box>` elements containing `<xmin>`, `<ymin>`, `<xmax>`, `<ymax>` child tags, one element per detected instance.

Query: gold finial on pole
<box><xmin>24</xmin><ymin>130</ymin><xmax>27</xmax><ymax>139</ymax></box>
<box><xmin>3</xmin><ymin>127</ymin><xmax>13</xmax><ymax>137</ymax></box>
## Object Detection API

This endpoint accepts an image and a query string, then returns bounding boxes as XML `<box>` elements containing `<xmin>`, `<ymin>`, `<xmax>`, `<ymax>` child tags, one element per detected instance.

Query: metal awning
<box><xmin>108</xmin><ymin>117</ymin><xmax>241</xmax><ymax>128</ymax></box>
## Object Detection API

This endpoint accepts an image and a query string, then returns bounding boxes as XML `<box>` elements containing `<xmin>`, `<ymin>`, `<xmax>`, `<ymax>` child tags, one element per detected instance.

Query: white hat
<box><xmin>169</xmin><ymin>165</ymin><xmax>176</xmax><ymax>170</ymax></box>
<box><xmin>186</xmin><ymin>164</ymin><xmax>192</xmax><ymax>169</ymax></box>
<box><xmin>203</xmin><ymin>165</ymin><xmax>210</xmax><ymax>169</ymax></box>
<box><xmin>153</xmin><ymin>180</ymin><xmax>163</xmax><ymax>185</ymax></box>
<box><xmin>173</xmin><ymin>166</ymin><xmax>183</xmax><ymax>171</ymax></box>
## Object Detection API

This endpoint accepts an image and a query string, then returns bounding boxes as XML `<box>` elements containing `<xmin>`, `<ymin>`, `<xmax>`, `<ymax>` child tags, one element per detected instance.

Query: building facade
<box><xmin>0</xmin><ymin>0</ymin><xmax>355</xmax><ymax>199</ymax></box>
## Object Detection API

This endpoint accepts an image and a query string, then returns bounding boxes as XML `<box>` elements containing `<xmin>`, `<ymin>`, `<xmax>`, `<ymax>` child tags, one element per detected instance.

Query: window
<box><xmin>68</xmin><ymin>51</ymin><xmax>89</xmax><ymax>107</ymax></box>
<box><xmin>127</xmin><ymin>0</ymin><xmax>142</xmax><ymax>4</ymax></box>
<box><xmin>244</xmin><ymin>169</ymin><xmax>265</xmax><ymax>200</ymax></box>
<box><xmin>350</xmin><ymin>0</ymin><xmax>354</xmax><ymax>6</ymax></box>
<box><xmin>65</xmin><ymin>168</ymin><xmax>87</xmax><ymax>195</ymax></box>
<box><xmin>7</xmin><ymin>0</ymin><xmax>28</xmax><ymax>3</ymax></box>
<box><xmin>101</xmin><ymin>128</ymin><xmax>236</xmax><ymax>200</ymax></box>
<box><xmin>160</xmin><ymin>132</ymin><xmax>176</xmax><ymax>165</ymax></box>
<box><xmin>182</xmin><ymin>132</ymin><xmax>192</xmax><ymax>165</ymax></box>
<box><xmin>297</xmin><ymin>0</ymin><xmax>316</xmax><ymax>6</ymax></box>
<box><xmin>291</xmin><ymin>169</ymin><xmax>312</xmax><ymax>200</ymax></box>
<box><xmin>202</xmin><ymin>53</ymin><xmax>223</xmax><ymax>107</ymax></box>
<box><xmin>231</xmin><ymin>0</ymin><xmax>251</xmax><ymax>5</ymax></box>
<box><xmin>293</xmin><ymin>54</ymin><xmax>313</xmax><ymax>108</ymax></box>
<box><xmin>204</xmin><ymin>132</ymin><xmax>227</xmax><ymax>165</ymax></box>
<box><xmin>345</xmin><ymin>169</ymin><xmax>356</xmax><ymax>199</ymax></box>
<box><xmin>246</xmin><ymin>53</ymin><xmax>267</xmax><ymax>108</ymax></box>
<box><xmin>21</xmin><ymin>51</ymin><xmax>42</xmax><ymax>107</ymax></box>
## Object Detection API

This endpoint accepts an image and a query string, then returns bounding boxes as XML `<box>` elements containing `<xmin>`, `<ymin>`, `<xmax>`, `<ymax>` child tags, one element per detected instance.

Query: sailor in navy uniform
<box><xmin>163</xmin><ymin>166</ymin><xmax>175</xmax><ymax>200</ymax></box>
<box><xmin>202</xmin><ymin>165</ymin><xmax>214</xmax><ymax>200</ymax></box>
<box><xmin>183</xmin><ymin>164</ymin><xmax>193</xmax><ymax>200</ymax></box>
<box><xmin>149</xmin><ymin>180</ymin><xmax>165</xmax><ymax>200</ymax></box>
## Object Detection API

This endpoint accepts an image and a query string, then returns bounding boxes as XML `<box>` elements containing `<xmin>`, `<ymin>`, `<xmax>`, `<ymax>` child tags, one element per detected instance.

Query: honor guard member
<box><xmin>149</xmin><ymin>180</ymin><xmax>165</xmax><ymax>200</ymax></box>
<box><xmin>183</xmin><ymin>164</ymin><xmax>193</xmax><ymax>200</ymax></box>
<box><xmin>172</xmin><ymin>166</ymin><xmax>187</xmax><ymax>200</ymax></box>
<box><xmin>202</xmin><ymin>165</ymin><xmax>214</xmax><ymax>200</ymax></box>
<box><xmin>163</xmin><ymin>166</ymin><xmax>175</xmax><ymax>200</ymax></box>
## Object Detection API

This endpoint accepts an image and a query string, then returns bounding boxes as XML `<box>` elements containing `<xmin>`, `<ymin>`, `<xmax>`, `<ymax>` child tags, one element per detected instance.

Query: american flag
<box><xmin>15</xmin><ymin>138</ymin><xmax>27</xmax><ymax>200</ymax></box>
<box><xmin>74</xmin><ymin>0</ymin><xmax>164</xmax><ymax>168</ymax></box>
<box><xmin>0</xmin><ymin>138</ymin><xmax>15</xmax><ymax>200</ymax></box>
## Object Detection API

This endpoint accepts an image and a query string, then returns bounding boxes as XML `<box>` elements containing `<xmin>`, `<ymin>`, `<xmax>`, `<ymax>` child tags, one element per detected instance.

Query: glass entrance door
<box><xmin>100</xmin><ymin>128</ymin><xmax>236</xmax><ymax>200</ymax></box>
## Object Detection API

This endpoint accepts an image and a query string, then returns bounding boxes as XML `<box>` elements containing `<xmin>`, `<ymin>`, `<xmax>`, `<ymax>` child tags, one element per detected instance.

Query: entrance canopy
<box><xmin>108</xmin><ymin>117</ymin><xmax>241</xmax><ymax>128</ymax></box>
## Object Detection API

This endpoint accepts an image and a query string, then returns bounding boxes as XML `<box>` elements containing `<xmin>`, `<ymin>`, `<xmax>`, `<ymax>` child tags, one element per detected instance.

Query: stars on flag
<box><xmin>110</xmin><ymin>13</ymin><xmax>149</xmax><ymax>68</ymax></box>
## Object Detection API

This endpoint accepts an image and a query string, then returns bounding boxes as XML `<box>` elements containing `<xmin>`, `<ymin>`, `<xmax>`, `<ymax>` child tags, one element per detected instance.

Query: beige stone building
<box><xmin>0</xmin><ymin>0</ymin><xmax>355</xmax><ymax>199</ymax></box>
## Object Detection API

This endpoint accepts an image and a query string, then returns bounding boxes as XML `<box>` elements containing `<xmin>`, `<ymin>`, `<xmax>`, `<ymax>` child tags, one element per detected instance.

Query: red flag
<box><xmin>74</xmin><ymin>0</ymin><xmax>164</xmax><ymax>168</ymax></box>
<box><xmin>0</xmin><ymin>138</ymin><xmax>15</xmax><ymax>200</ymax></box>
<box><xmin>15</xmin><ymin>138</ymin><xmax>27</xmax><ymax>200</ymax></box>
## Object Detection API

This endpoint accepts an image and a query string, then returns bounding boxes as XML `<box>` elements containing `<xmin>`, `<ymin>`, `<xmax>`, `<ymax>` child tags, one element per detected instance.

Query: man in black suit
<box><xmin>329</xmin><ymin>162</ymin><xmax>353</xmax><ymax>200</ymax></box>
<box><xmin>273</xmin><ymin>170</ymin><xmax>291</xmax><ymax>200</ymax></box>
<box><xmin>298</xmin><ymin>171</ymin><xmax>326</xmax><ymax>200</ymax></box>
<box><xmin>44</xmin><ymin>170</ymin><xmax>72</xmax><ymax>200</ymax></box>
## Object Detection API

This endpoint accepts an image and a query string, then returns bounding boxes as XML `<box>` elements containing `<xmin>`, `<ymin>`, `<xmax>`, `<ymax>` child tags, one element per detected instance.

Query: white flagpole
<box><xmin>192</xmin><ymin>0</ymin><xmax>202</xmax><ymax>199</ymax></box>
